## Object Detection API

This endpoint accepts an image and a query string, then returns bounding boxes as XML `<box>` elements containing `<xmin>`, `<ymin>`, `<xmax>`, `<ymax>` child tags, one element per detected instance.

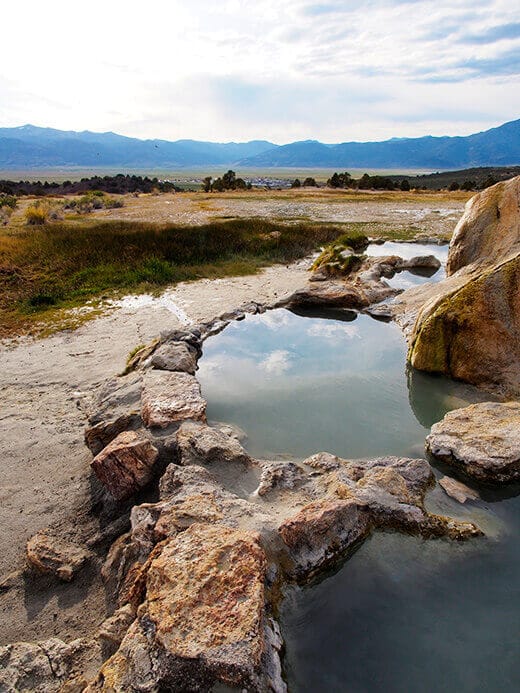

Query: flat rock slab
<box><xmin>91</xmin><ymin>430</ymin><xmax>159</xmax><ymax>500</ymax></box>
<box><xmin>151</xmin><ymin>341</ymin><xmax>198</xmax><ymax>374</ymax></box>
<box><xmin>439</xmin><ymin>476</ymin><xmax>480</xmax><ymax>504</ymax></box>
<box><xmin>426</xmin><ymin>401</ymin><xmax>520</xmax><ymax>483</ymax></box>
<box><xmin>141</xmin><ymin>371</ymin><xmax>207</xmax><ymax>428</ymax></box>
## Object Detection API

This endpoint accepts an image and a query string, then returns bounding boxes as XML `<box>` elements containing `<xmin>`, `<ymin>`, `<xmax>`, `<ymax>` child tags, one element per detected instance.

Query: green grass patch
<box><xmin>0</xmin><ymin>217</ymin><xmax>346</xmax><ymax>337</ymax></box>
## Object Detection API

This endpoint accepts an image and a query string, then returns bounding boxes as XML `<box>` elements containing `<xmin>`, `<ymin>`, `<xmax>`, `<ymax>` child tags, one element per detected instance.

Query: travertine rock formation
<box><xmin>400</xmin><ymin>177</ymin><xmax>520</xmax><ymax>396</ymax></box>
<box><xmin>426</xmin><ymin>401</ymin><xmax>520</xmax><ymax>483</ymax></box>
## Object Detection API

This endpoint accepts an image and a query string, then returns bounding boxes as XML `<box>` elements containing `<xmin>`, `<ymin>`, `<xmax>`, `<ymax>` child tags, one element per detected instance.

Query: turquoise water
<box><xmin>197</xmin><ymin>303</ymin><xmax>520</xmax><ymax>693</ymax></box>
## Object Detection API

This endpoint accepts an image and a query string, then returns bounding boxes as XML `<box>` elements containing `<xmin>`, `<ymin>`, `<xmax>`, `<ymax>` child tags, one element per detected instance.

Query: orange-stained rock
<box><xmin>26</xmin><ymin>530</ymin><xmax>88</xmax><ymax>582</ymax></box>
<box><xmin>91</xmin><ymin>430</ymin><xmax>158</xmax><ymax>500</ymax></box>
<box><xmin>89</xmin><ymin>523</ymin><xmax>286</xmax><ymax>692</ymax></box>
<box><xmin>141</xmin><ymin>371</ymin><xmax>206</xmax><ymax>428</ymax></box>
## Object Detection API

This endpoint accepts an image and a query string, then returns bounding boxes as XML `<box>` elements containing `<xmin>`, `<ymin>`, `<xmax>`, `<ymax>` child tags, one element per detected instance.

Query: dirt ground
<box><xmin>83</xmin><ymin>189</ymin><xmax>469</xmax><ymax>236</ymax></box>
<box><xmin>7</xmin><ymin>188</ymin><xmax>469</xmax><ymax>236</ymax></box>
<box><xmin>0</xmin><ymin>194</ymin><xmax>467</xmax><ymax>647</ymax></box>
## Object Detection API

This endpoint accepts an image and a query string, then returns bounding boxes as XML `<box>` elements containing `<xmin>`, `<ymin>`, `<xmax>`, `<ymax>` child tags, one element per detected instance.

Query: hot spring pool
<box><xmin>196</xmin><ymin>248</ymin><xmax>520</xmax><ymax>692</ymax></box>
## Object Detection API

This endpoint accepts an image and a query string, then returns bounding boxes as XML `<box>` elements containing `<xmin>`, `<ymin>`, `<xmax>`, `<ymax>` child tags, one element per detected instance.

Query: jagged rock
<box><xmin>159</xmin><ymin>328</ymin><xmax>203</xmax><ymax>357</ymax></box>
<box><xmin>279</xmin><ymin>498</ymin><xmax>371</xmax><ymax>579</ymax></box>
<box><xmin>91</xmin><ymin>430</ymin><xmax>159</xmax><ymax>501</ymax></box>
<box><xmin>439</xmin><ymin>476</ymin><xmax>480</xmax><ymax>504</ymax></box>
<box><xmin>97</xmin><ymin>605</ymin><xmax>136</xmax><ymax>650</ymax></box>
<box><xmin>89</xmin><ymin>524</ymin><xmax>286</xmax><ymax>692</ymax></box>
<box><xmin>176</xmin><ymin>420</ymin><xmax>251</xmax><ymax>467</ymax></box>
<box><xmin>151</xmin><ymin>341</ymin><xmax>198</xmax><ymax>374</ymax></box>
<box><xmin>426</xmin><ymin>402</ymin><xmax>520</xmax><ymax>483</ymax></box>
<box><xmin>0</xmin><ymin>639</ymin><xmax>73</xmax><ymax>693</ymax></box>
<box><xmin>255</xmin><ymin>460</ymin><xmax>306</xmax><ymax>497</ymax></box>
<box><xmin>26</xmin><ymin>530</ymin><xmax>88</xmax><ymax>581</ymax></box>
<box><xmin>141</xmin><ymin>370</ymin><xmax>206</xmax><ymax>428</ymax></box>
<box><xmin>219</xmin><ymin>308</ymin><xmax>246</xmax><ymax>322</ymax></box>
<box><xmin>85</xmin><ymin>374</ymin><xmax>143</xmax><ymax>455</ymax></box>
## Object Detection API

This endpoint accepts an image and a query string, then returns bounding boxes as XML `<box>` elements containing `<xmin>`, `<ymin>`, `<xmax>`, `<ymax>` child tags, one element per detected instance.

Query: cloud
<box><xmin>307</xmin><ymin>323</ymin><xmax>361</xmax><ymax>340</ymax></box>
<box><xmin>460</xmin><ymin>22</ymin><xmax>520</xmax><ymax>44</ymax></box>
<box><xmin>0</xmin><ymin>0</ymin><xmax>518</xmax><ymax>141</ymax></box>
<box><xmin>259</xmin><ymin>350</ymin><xmax>292</xmax><ymax>375</ymax></box>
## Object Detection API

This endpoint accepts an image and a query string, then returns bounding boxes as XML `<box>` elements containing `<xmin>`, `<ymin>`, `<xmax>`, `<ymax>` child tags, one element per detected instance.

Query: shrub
<box><xmin>303</xmin><ymin>177</ymin><xmax>318</xmax><ymax>187</ymax></box>
<box><xmin>334</xmin><ymin>231</ymin><xmax>369</xmax><ymax>252</ymax></box>
<box><xmin>291</xmin><ymin>179</ymin><xmax>301</xmax><ymax>188</ymax></box>
<box><xmin>25</xmin><ymin>203</ymin><xmax>48</xmax><ymax>225</ymax></box>
<box><xmin>0</xmin><ymin>194</ymin><xmax>17</xmax><ymax>209</ymax></box>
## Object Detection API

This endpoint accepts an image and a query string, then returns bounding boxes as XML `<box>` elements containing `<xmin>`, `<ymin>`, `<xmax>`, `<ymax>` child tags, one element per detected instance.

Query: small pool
<box><xmin>197</xmin><ymin>276</ymin><xmax>520</xmax><ymax>692</ymax></box>
<box><xmin>197</xmin><ymin>309</ymin><xmax>485</xmax><ymax>461</ymax></box>
<box><xmin>366</xmin><ymin>241</ymin><xmax>448</xmax><ymax>289</ymax></box>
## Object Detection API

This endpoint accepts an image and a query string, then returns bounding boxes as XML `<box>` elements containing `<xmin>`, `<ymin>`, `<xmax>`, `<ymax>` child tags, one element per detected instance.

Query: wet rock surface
<box><xmin>439</xmin><ymin>476</ymin><xmax>480</xmax><ymax>504</ymax></box>
<box><xmin>426</xmin><ymin>401</ymin><xmax>520</xmax><ymax>483</ymax></box>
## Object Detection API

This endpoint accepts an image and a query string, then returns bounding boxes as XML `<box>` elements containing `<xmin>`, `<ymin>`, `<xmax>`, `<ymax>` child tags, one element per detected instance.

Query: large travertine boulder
<box><xmin>426</xmin><ymin>401</ymin><xmax>520</xmax><ymax>483</ymax></box>
<box><xmin>403</xmin><ymin>177</ymin><xmax>520</xmax><ymax>396</ymax></box>
<box><xmin>89</xmin><ymin>524</ymin><xmax>285</xmax><ymax>692</ymax></box>
<box><xmin>408</xmin><ymin>254</ymin><xmax>520</xmax><ymax>393</ymax></box>
<box><xmin>447</xmin><ymin>176</ymin><xmax>520</xmax><ymax>275</ymax></box>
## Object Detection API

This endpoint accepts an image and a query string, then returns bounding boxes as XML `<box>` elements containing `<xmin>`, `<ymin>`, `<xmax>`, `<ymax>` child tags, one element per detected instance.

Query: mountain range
<box><xmin>0</xmin><ymin>120</ymin><xmax>519</xmax><ymax>169</ymax></box>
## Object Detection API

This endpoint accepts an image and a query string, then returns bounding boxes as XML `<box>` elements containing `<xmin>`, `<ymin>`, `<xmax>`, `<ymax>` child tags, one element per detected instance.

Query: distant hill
<box><xmin>0</xmin><ymin>120</ymin><xmax>518</xmax><ymax>169</ymax></box>
<box><xmin>0</xmin><ymin>125</ymin><xmax>277</xmax><ymax>168</ymax></box>
<box><xmin>239</xmin><ymin>119</ymin><xmax>520</xmax><ymax>168</ymax></box>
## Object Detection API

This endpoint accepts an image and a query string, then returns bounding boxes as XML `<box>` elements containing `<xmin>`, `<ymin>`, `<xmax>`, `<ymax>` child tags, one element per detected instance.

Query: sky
<box><xmin>1</xmin><ymin>0</ymin><xmax>519</xmax><ymax>143</ymax></box>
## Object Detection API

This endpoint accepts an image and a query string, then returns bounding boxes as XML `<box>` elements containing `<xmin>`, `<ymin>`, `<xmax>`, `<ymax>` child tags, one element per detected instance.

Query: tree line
<box><xmin>0</xmin><ymin>174</ymin><xmax>179</xmax><ymax>197</ymax></box>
